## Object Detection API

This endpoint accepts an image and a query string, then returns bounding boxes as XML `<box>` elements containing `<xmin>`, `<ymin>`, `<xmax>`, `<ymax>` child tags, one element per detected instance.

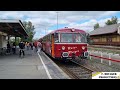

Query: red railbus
<box><xmin>40</xmin><ymin>27</ymin><xmax>89</xmax><ymax>61</ymax></box>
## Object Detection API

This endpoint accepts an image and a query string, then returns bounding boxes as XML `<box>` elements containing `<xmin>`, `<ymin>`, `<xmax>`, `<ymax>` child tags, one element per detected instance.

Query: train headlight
<box><xmin>62</xmin><ymin>46</ymin><xmax>65</xmax><ymax>50</ymax></box>
<box><xmin>82</xmin><ymin>46</ymin><xmax>85</xmax><ymax>50</ymax></box>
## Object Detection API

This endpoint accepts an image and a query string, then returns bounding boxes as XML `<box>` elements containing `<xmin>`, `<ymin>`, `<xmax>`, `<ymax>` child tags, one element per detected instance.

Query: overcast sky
<box><xmin>0</xmin><ymin>11</ymin><xmax>120</xmax><ymax>39</ymax></box>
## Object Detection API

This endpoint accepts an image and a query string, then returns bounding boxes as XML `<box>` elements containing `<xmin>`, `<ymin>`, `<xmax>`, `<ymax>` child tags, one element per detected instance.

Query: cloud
<box><xmin>66</xmin><ymin>17</ymin><xmax>118</xmax><ymax>33</ymax></box>
<box><xmin>0</xmin><ymin>11</ymin><xmax>119</xmax><ymax>39</ymax></box>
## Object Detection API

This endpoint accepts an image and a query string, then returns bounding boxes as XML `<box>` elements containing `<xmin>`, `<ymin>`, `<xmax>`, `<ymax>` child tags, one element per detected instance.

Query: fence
<box><xmin>88</xmin><ymin>50</ymin><xmax>120</xmax><ymax>66</ymax></box>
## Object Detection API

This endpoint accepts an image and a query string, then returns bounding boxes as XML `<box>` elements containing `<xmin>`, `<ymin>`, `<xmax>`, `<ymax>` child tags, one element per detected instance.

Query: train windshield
<box><xmin>61</xmin><ymin>33</ymin><xmax>87</xmax><ymax>43</ymax></box>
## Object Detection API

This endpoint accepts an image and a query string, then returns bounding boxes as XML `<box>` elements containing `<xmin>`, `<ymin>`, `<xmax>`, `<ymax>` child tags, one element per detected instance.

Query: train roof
<box><xmin>40</xmin><ymin>28</ymin><xmax>87</xmax><ymax>39</ymax></box>
<box><xmin>49</xmin><ymin>28</ymin><xmax>86</xmax><ymax>34</ymax></box>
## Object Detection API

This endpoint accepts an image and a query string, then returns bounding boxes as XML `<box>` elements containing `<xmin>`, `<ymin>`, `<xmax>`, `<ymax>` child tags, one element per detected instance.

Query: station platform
<box><xmin>0</xmin><ymin>48</ymin><xmax>70</xmax><ymax>79</ymax></box>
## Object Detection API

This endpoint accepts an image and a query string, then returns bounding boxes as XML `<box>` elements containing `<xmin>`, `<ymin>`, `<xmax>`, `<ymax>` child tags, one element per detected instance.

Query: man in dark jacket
<box><xmin>7</xmin><ymin>42</ymin><xmax>11</xmax><ymax>53</ymax></box>
<box><xmin>19</xmin><ymin>41</ymin><xmax>25</xmax><ymax>57</ymax></box>
<box><xmin>12</xmin><ymin>42</ymin><xmax>16</xmax><ymax>54</ymax></box>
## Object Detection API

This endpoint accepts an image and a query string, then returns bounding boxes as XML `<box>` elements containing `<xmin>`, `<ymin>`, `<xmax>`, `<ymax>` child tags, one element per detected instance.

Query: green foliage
<box><xmin>94</xmin><ymin>23</ymin><xmax>100</xmax><ymax>30</ymax></box>
<box><xmin>105</xmin><ymin>16</ymin><xmax>118</xmax><ymax>25</ymax></box>
<box><xmin>22</xmin><ymin>21</ymin><xmax>35</xmax><ymax>42</ymax></box>
<box><xmin>10</xmin><ymin>37</ymin><xmax>21</xmax><ymax>46</ymax></box>
<box><xmin>105</xmin><ymin>20</ymin><xmax>112</xmax><ymax>25</ymax></box>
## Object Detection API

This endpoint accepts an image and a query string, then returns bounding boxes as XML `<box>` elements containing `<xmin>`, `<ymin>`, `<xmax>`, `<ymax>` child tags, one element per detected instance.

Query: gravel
<box><xmin>81</xmin><ymin>57</ymin><xmax>120</xmax><ymax>72</ymax></box>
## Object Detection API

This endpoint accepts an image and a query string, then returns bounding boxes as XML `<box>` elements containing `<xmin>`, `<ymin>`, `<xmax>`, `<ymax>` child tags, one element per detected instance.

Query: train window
<box><xmin>74</xmin><ymin>34</ymin><xmax>81</xmax><ymax>42</ymax></box>
<box><xmin>54</xmin><ymin>33</ymin><xmax>59</xmax><ymax>43</ymax></box>
<box><xmin>80</xmin><ymin>33</ymin><xmax>87</xmax><ymax>43</ymax></box>
<box><xmin>54</xmin><ymin>33</ymin><xmax>58</xmax><ymax>38</ymax></box>
<box><xmin>61</xmin><ymin>33</ymin><xmax>73</xmax><ymax>43</ymax></box>
<box><xmin>73</xmin><ymin>33</ymin><xmax>87</xmax><ymax>43</ymax></box>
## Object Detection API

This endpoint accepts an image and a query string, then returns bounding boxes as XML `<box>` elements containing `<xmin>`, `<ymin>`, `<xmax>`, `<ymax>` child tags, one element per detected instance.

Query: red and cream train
<box><xmin>39</xmin><ymin>27</ymin><xmax>89</xmax><ymax>61</ymax></box>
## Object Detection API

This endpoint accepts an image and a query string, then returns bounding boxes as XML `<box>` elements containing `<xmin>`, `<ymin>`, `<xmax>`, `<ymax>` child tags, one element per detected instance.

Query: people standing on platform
<box><xmin>25</xmin><ymin>42</ymin><xmax>27</xmax><ymax>49</ymax></box>
<box><xmin>27</xmin><ymin>42</ymin><xmax>29</xmax><ymax>50</ymax></box>
<box><xmin>33</xmin><ymin>41</ymin><xmax>38</xmax><ymax>52</ymax></box>
<box><xmin>37</xmin><ymin>41</ymin><xmax>42</xmax><ymax>53</ymax></box>
<box><xmin>7</xmin><ymin>41</ymin><xmax>11</xmax><ymax>54</ymax></box>
<box><xmin>12</xmin><ymin>42</ymin><xmax>16</xmax><ymax>54</ymax></box>
<box><xmin>19</xmin><ymin>41</ymin><xmax>25</xmax><ymax>57</ymax></box>
<box><xmin>29</xmin><ymin>42</ymin><xmax>33</xmax><ymax>50</ymax></box>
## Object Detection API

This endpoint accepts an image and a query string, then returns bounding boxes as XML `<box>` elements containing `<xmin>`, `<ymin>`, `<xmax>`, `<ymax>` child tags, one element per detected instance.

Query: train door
<box><xmin>51</xmin><ymin>34</ymin><xmax>54</xmax><ymax>58</ymax></box>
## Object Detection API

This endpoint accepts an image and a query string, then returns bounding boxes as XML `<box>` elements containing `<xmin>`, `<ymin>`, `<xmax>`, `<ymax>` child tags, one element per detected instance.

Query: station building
<box><xmin>89</xmin><ymin>23</ymin><xmax>120</xmax><ymax>46</ymax></box>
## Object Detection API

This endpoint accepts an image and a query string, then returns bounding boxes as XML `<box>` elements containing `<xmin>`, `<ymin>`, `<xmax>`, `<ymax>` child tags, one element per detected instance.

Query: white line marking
<box><xmin>37</xmin><ymin>52</ymin><xmax>52</xmax><ymax>79</ymax></box>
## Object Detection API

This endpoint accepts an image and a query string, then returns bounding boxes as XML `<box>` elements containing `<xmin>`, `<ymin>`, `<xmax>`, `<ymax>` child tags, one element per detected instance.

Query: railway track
<box><xmin>53</xmin><ymin>59</ymin><xmax>94</xmax><ymax>79</ymax></box>
<box><xmin>44</xmin><ymin>51</ymin><xmax>94</xmax><ymax>79</ymax></box>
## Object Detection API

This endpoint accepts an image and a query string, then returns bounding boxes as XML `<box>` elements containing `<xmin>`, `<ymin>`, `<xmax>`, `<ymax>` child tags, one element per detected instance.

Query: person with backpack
<box><xmin>19</xmin><ymin>41</ymin><xmax>25</xmax><ymax>57</ymax></box>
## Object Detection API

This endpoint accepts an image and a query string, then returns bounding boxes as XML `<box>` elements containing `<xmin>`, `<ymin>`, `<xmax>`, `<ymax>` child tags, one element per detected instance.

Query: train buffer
<box><xmin>0</xmin><ymin>49</ymin><xmax>70</xmax><ymax>79</ymax></box>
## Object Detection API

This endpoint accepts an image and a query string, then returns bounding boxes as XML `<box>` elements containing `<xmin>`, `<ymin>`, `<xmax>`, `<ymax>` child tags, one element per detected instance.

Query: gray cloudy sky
<box><xmin>0</xmin><ymin>11</ymin><xmax>120</xmax><ymax>39</ymax></box>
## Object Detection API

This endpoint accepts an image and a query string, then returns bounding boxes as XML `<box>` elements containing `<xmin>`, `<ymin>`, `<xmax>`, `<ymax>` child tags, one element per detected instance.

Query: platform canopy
<box><xmin>0</xmin><ymin>19</ymin><xmax>28</xmax><ymax>37</ymax></box>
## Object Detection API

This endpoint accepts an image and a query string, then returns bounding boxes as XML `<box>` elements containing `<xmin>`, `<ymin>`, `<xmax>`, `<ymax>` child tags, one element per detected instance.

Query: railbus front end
<box><xmin>53</xmin><ymin>29</ymin><xmax>89</xmax><ymax>61</ymax></box>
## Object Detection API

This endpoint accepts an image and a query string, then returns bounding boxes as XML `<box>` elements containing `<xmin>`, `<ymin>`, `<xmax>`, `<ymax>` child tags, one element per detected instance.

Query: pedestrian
<box><xmin>7</xmin><ymin>41</ymin><xmax>11</xmax><ymax>54</ymax></box>
<box><xmin>19</xmin><ymin>41</ymin><xmax>25</xmax><ymax>57</ymax></box>
<box><xmin>27</xmin><ymin>42</ymin><xmax>29</xmax><ymax>50</ymax></box>
<box><xmin>37</xmin><ymin>41</ymin><xmax>42</xmax><ymax>53</ymax></box>
<box><xmin>29</xmin><ymin>42</ymin><xmax>33</xmax><ymax>50</ymax></box>
<box><xmin>12</xmin><ymin>42</ymin><xmax>16</xmax><ymax>54</ymax></box>
<box><xmin>33</xmin><ymin>41</ymin><xmax>38</xmax><ymax>52</ymax></box>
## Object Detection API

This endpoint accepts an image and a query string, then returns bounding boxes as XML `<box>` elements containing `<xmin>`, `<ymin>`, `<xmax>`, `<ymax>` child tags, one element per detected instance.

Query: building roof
<box><xmin>0</xmin><ymin>19</ymin><xmax>28</xmax><ymax>37</ymax></box>
<box><xmin>89</xmin><ymin>23</ymin><xmax>120</xmax><ymax>36</ymax></box>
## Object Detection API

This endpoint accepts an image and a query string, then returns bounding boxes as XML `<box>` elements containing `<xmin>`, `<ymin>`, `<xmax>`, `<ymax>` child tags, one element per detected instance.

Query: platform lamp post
<box><xmin>56</xmin><ymin>11</ymin><xmax>59</xmax><ymax>30</ymax></box>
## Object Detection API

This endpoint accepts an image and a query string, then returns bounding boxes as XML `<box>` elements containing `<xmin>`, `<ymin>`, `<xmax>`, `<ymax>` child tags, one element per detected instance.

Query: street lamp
<box><xmin>56</xmin><ymin>11</ymin><xmax>59</xmax><ymax>30</ymax></box>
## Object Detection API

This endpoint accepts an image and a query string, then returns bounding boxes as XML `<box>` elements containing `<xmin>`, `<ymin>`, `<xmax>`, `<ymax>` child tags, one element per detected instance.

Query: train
<box><xmin>39</xmin><ymin>27</ymin><xmax>89</xmax><ymax>61</ymax></box>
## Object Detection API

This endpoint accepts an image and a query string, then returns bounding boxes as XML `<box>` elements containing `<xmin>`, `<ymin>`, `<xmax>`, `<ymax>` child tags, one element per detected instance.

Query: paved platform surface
<box><xmin>0</xmin><ymin>48</ymin><xmax>70</xmax><ymax>79</ymax></box>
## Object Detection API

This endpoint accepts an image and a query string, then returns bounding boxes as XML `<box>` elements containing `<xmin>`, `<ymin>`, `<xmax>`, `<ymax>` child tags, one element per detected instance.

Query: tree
<box><xmin>94</xmin><ymin>23</ymin><xmax>100</xmax><ymax>30</ymax></box>
<box><xmin>22</xmin><ymin>21</ymin><xmax>35</xmax><ymax>42</ymax></box>
<box><xmin>111</xmin><ymin>16</ymin><xmax>118</xmax><ymax>24</ymax></box>
<box><xmin>105</xmin><ymin>16</ymin><xmax>118</xmax><ymax>25</ymax></box>
<box><xmin>9</xmin><ymin>37</ymin><xmax>20</xmax><ymax>46</ymax></box>
<box><xmin>105</xmin><ymin>20</ymin><xmax>112</xmax><ymax>25</ymax></box>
